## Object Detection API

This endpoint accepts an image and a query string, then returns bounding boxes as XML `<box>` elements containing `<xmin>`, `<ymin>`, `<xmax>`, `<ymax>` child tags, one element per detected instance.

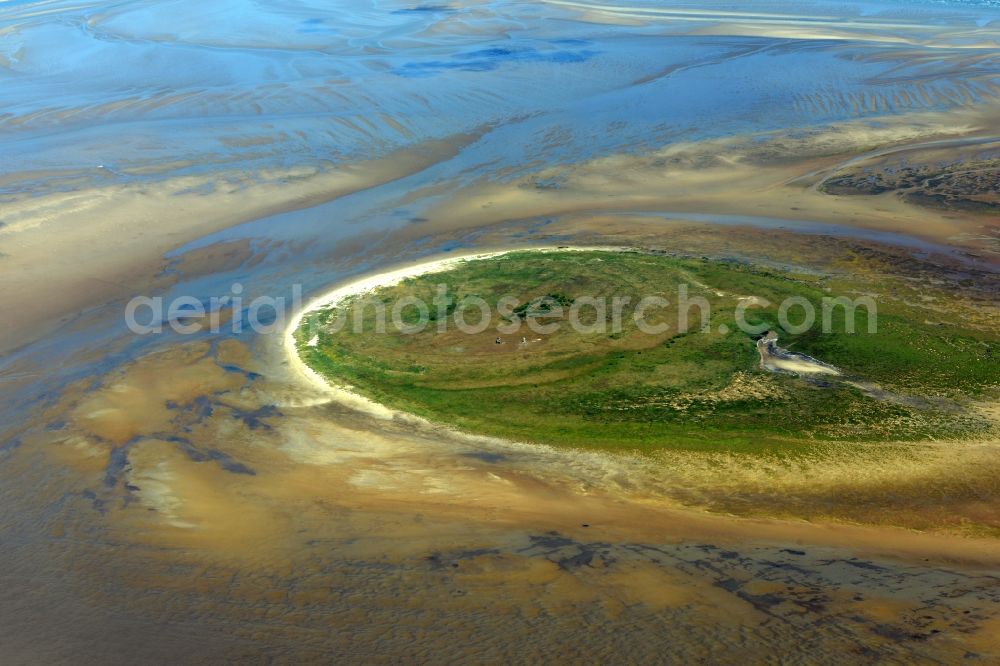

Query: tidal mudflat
<box><xmin>2</xmin><ymin>0</ymin><xmax>1000</xmax><ymax>662</ymax></box>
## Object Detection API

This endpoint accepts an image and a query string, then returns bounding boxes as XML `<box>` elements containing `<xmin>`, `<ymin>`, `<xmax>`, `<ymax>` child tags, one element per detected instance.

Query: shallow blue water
<box><xmin>1</xmin><ymin>0</ymin><xmax>998</xmax><ymax>194</ymax></box>
<box><xmin>2</xmin><ymin>0</ymin><xmax>998</xmax><ymax>418</ymax></box>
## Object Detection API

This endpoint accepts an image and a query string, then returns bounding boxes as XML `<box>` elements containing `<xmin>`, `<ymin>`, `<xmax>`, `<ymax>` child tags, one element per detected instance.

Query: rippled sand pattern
<box><xmin>4</xmin><ymin>0</ymin><xmax>1000</xmax><ymax>191</ymax></box>
<box><xmin>2</xmin><ymin>0</ymin><xmax>1000</xmax><ymax>662</ymax></box>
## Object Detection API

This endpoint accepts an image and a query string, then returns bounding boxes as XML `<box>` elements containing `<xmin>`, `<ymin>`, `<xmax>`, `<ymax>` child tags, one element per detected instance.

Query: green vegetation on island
<box><xmin>295</xmin><ymin>250</ymin><xmax>999</xmax><ymax>454</ymax></box>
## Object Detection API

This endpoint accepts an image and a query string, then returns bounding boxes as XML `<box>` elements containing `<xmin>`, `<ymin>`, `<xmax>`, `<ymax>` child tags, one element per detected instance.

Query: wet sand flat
<box><xmin>2</xmin><ymin>0</ymin><xmax>1000</xmax><ymax>662</ymax></box>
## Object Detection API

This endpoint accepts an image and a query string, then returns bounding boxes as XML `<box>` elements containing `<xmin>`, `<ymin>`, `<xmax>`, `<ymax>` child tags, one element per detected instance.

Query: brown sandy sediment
<box><xmin>0</xmin><ymin>128</ymin><xmax>486</xmax><ymax>355</ymax></box>
<box><xmin>28</xmin><ymin>289</ymin><xmax>998</xmax><ymax>569</ymax></box>
<box><xmin>3</xmin><ymin>224</ymin><xmax>998</xmax><ymax>659</ymax></box>
<box><xmin>816</xmin><ymin>139</ymin><xmax>1000</xmax><ymax>215</ymax></box>
<box><xmin>21</xmin><ymin>343</ymin><xmax>1000</xmax><ymax>568</ymax></box>
<box><xmin>398</xmin><ymin>108</ymin><xmax>1000</xmax><ymax>260</ymax></box>
<box><xmin>5</xmin><ymin>107</ymin><xmax>998</xmax><ymax>359</ymax></box>
<box><xmin>3</xmin><ymin>104</ymin><xmax>1000</xmax><ymax>661</ymax></box>
<box><xmin>7</xmin><ymin>435</ymin><xmax>999</xmax><ymax>664</ymax></box>
<box><xmin>3</xmin><ymin>4</ymin><xmax>1000</xmax><ymax>659</ymax></box>
<box><xmin>7</xmin><ymin>333</ymin><xmax>997</xmax><ymax>661</ymax></box>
